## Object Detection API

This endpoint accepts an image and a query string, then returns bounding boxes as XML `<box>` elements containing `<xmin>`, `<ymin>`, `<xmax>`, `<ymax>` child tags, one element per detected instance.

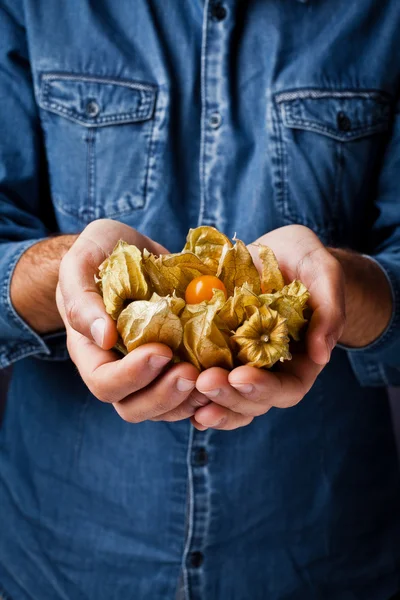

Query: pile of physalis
<box><xmin>96</xmin><ymin>227</ymin><xmax>310</xmax><ymax>370</ymax></box>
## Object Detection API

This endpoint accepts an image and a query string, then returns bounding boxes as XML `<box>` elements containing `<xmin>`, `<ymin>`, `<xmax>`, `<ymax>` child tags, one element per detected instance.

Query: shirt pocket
<box><xmin>272</xmin><ymin>89</ymin><xmax>391</xmax><ymax>241</ymax></box>
<box><xmin>38</xmin><ymin>73</ymin><xmax>157</xmax><ymax>224</ymax></box>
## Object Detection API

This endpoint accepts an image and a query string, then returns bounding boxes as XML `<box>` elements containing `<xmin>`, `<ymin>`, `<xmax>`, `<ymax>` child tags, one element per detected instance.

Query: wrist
<box><xmin>328</xmin><ymin>248</ymin><xmax>393</xmax><ymax>348</ymax></box>
<box><xmin>11</xmin><ymin>234</ymin><xmax>79</xmax><ymax>334</ymax></box>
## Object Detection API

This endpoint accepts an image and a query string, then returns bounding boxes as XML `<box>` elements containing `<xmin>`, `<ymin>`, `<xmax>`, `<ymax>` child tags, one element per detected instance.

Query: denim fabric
<box><xmin>1</xmin><ymin>1</ymin><xmax>400</xmax><ymax>599</ymax></box>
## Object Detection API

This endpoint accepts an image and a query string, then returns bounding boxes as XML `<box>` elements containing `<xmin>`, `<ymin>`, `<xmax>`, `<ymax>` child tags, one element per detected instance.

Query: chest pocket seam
<box><xmin>37</xmin><ymin>72</ymin><xmax>158</xmax><ymax>224</ymax></box>
<box><xmin>39</xmin><ymin>73</ymin><xmax>157</xmax><ymax>126</ymax></box>
<box><xmin>276</xmin><ymin>89</ymin><xmax>390</xmax><ymax>142</ymax></box>
<box><xmin>272</xmin><ymin>88</ymin><xmax>392</xmax><ymax>241</ymax></box>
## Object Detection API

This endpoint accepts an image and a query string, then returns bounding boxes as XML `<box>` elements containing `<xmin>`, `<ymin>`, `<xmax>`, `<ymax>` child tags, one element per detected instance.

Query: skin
<box><xmin>11</xmin><ymin>221</ymin><xmax>392</xmax><ymax>430</ymax></box>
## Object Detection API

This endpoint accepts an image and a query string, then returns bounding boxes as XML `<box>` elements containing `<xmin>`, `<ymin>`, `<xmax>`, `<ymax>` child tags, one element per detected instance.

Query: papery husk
<box><xmin>183</xmin><ymin>226</ymin><xmax>233</xmax><ymax>273</ymax></box>
<box><xmin>232</xmin><ymin>305</ymin><xmax>291</xmax><ymax>368</ymax></box>
<box><xmin>115</xmin><ymin>337</ymin><xmax>128</xmax><ymax>356</ymax></box>
<box><xmin>142</xmin><ymin>249</ymin><xmax>213</xmax><ymax>298</ymax></box>
<box><xmin>98</xmin><ymin>227</ymin><xmax>310</xmax><ymax>371</ymax></box>
<box><xmin>181</xmin><ymin>290</ymin><xmax>233</xmax><ymax>370</ymax></box>
<box><xmin>217</xmin><ymin>240</ymin><xmax>262</xmax><ymax>297</ymax></box>
<box><xmin>149</xmin><ymin>291</ymin><xmax>185</xmax><ymax>316</ymax></box>
<box><xmin>180</xmin><ymin>288</ymin><xmax>226</xmax><ymax>327</ymax></box>
<box><xmin>117</xmin><ymin>297</ymin><xmax>183</xmax><ymax>353</ymax></box>
<box><xmin>98</xmin><ymin>241</ymin><xmax>149</xmax><ymax>320</ymax></box>
<box><xmin>258</xmin><ymin>244</ymin><xmax>285</xmax><ymax>294</ymax></box>
<box><xmin>259</xmin><ymin>280</ymin><xmax>310</xmax><ymax>341</ymax></box>
<box><xmin>217</xmin><ymin>284</ymin><xmax>261</xmax><ymax>331</ymax></box>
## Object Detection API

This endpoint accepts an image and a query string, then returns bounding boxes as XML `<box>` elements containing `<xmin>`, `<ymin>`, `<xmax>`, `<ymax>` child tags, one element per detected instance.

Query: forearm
<box><xmin>329</xmin><ymin>248</ymin><xmax>393</xmax><ymax>348</ymax></box>
<box><xmin>10</xmin><ymin>234</ymin><xmax>78</xmax><ymax>334</ymax></box>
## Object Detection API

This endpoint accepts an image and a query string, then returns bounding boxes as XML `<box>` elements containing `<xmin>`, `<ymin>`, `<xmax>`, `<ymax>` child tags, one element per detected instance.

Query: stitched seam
<box><xmin>275</xmin><ymin>88</ymin><xmax>390</xmax><ymax>103</ymax></box>
<box><xmin>39</xmin><ymin>101</ymin><xmax>153</xmax><ymax>125</ymax></box>
<box><xmin>41</xmin><ymin>72</ymin><xmax>157</xmax><ymax>93</ymax></box>
<box><xmin>53</xmin><ymin>196</ymin><xmax>144</xmax><ymax>222</ymax></box>
<box><xmin>181</xmin><ymin>425</ymin><xmax>195</xmax><ymax>599</ymax></box>
<box><xmin>274</xmin><ymin>102</ymin><xmax>297</xmax><ymax>224</ymax></box>
<box><xmin>271</xmin><ymin>102</ymin><xmax>285</xmax><ymax>221</ymax></box>
<box><xmin>142</xmin><ymin>105</ymin><xmax>157</xmax><ymax>206</ymax></box>
<box><xmin>86</xmin><ymin>128</ymin><xmax>96</xmax><ymax>215</ymax></box>
<box><xmin>284</xmin><ymin>118</ymin><xmax>388</xmax><ymax>140</ymax></box>
<box><xmin>0</xmin><ymin>344</ymin><xmax>44</xmax><ymax>369</ymax></box>
<box><xmin>333</xmin><ymin>142</ymin><xmax>343</xmax><ymax>233</ymax></box>
<box><xmin>197</xmin><ymin>0</ymin><xmax>211</xmax><ymax>227</ymax></box>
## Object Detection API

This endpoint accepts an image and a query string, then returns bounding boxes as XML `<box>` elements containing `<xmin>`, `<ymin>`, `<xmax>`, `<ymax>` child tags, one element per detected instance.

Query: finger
<box><xmin>69</xmin><ymin>334</ymin><xmax>173</xmax><ymax>403</ymax></box>
<box><xmin>58</xmin><ymin>219</ymin><xmax>167</xmax><ymax>349</ymax></box>
<box><xmin>58</xmin><ymin>284</ymin><xmax>175</xmax><ymax>401</ymax></box>
<box><xmin>150</xmin><ymin>389</ymin><xmax>211</xmax><ymax>422</ymax></box>
<box><xmin>190</xmin><ymin>418</ymin><xmax>208</xmax><ymax>431</ymax></box>
<box><xmin>250</xmin><ymin>228</ymin><xmax>346</xmax><ymax>365</ymax></box>
<box><xmin>228</xmin><ymin>355</ymin><xmax>323</xmax><ymax>409</ymax></box>
<box><xmin>191</xmin><ymin>403</ymin><xmax>254</xmax><ymax>430</ymax></box>
<box><xmin>196</xmin><ymin>368</ymin><xmax>267</xmax><ymax>417</ymax></box>
<box><xmin>300</xmin><ymin>255</ymin><xmax>346</xmax><ymax>365</ymax></box>
<box><xmin>113</xmin><ymin>363</ymin><xmax>199</xmax><ymax>423</ymax></box>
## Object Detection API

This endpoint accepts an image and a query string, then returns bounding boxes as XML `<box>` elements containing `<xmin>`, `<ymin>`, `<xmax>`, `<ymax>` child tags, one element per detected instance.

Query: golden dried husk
<box><xmin>117</xmin><ymin>297</ymin><xmax>183</xmax><ymax>353</ymax></box>
<box><xmin>98</xmin><ymin>241</ymin><xmax>149</xmax><ymax>320</ymax></box>
<box><xmin>142</xmin><ymin>249</ymin><xmax>213</xmax><ymax>297</ymax></box>
<box><xmin>97</xmin><ymin>227</ymin><xmax>310</xmax><ymax>370</ymax></box>
<box><xmin>232</xmin><ymin>306</ymin><xmax>291</xmax><ymax>368</ymax></box>
<box><xmin>183</xmin><ymin>226</ymin><xmax>233</xmax><ymax>273</ymax></box>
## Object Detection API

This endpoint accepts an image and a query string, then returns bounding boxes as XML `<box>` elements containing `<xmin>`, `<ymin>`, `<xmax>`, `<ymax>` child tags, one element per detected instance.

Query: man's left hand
<box><xmin>192</xmin><ymin>225</ymin><xmax>347</xmax><ymax>430</ymax></box>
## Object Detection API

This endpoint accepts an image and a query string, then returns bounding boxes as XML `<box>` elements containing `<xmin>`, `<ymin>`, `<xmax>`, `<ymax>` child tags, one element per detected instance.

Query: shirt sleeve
<box><xmin>343</xmin><ymin>102</ymin><xmax>400</xmax><ymax>387</ymax></box>
<box><xmin>0</xmin><ymin>2</ymin><xmax>68</xmax><ymax>368</ymax></box>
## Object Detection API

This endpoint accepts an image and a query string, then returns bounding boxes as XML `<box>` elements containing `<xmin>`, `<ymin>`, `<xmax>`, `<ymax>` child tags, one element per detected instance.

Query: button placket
<box><xmin>194</xmin><ymin>447</ymin><xmax>209</xmax><ymax>466</ymax></box>
<box><xmin>211</xmin><ymin>2</ymin><xmax>227</xmax><ymax>21</ymax></box>
<box><xmin>182</xmin><ymin>424</ymin><xmax>212</xmax><ymax>596</ymax></box>
<box><xmin>198</xmin><ymin>0</ymin><xmax>231</xmax><ymax>230</ymax></box>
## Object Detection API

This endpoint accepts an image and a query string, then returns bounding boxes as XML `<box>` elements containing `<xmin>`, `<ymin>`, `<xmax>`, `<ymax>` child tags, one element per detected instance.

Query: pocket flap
<box><xmin>276</xmin><ymin>90</ymin><xmax>390</xmax><ymax>141</ymax></box>
<box><xmin>39</xmin><ymin>73</ymin><xmax>157</xmax><ymax>127</ymax></box>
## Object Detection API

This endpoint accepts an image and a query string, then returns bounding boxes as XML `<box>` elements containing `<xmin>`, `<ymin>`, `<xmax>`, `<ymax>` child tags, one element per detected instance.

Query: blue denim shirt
<box><xmin>1</xmin><ymin>1</ymin><xmax>400</xmax><ymax>599</ymax></box>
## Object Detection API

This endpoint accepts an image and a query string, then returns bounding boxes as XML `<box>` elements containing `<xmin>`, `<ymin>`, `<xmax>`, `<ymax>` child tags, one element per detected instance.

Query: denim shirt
<box><xmin>1</xmin><ymin>1</ymin><xmax>400</xmax><ymax>599</ymax></box>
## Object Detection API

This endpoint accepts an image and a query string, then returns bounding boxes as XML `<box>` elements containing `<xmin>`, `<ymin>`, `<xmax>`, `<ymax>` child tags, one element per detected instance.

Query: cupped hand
<box><xmin>192</xmin><ymin>225</ymin><xmax>346</xmax><ymax>431</ymax></box>
<box><xmin>57</xmin><ymin>219</ymin><xmax>209</xmax><ymax>423</ymax></box>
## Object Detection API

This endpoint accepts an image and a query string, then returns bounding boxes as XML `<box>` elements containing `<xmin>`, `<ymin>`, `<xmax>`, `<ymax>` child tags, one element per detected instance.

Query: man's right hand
<box><xmin>57</xmin><ymin>219</ymin><xmax>209</xmax><ymax>423</ymax></box>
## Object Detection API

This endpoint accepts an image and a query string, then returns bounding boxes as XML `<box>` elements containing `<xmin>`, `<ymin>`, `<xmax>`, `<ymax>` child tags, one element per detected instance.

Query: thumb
<box><xmin>58</xmin><ymin>237</ymin><xmax>119</xmax><ymax>349</ymax></box>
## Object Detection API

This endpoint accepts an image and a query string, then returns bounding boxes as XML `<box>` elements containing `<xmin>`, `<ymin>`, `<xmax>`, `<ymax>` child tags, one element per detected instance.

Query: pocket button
<box><xmin>337</xmin><ymin>111</ymin><xmax>351</xmax><ymax>132</ymax></box>
<box><xmin>86</xmin><ymin>100</ymin><xmax>100</xmax><ymax>118</ymax></box>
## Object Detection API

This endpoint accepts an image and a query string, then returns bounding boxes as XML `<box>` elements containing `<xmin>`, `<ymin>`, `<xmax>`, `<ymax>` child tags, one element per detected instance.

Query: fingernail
<box><xmin>91</xmin><ymin>318</ymin><xmax>105</xmax><ymax>347</ymax></box>
<box><xmin>230</xmin><ymin>383</ymin><xmax>254</xmax><ymax>395</ymax></box>
<box><xmin>192</xmin><ymin>422</ymin><xmax>208</xmax><ymax>431</ymax></box>
<box><xmin>210</xmin><ymin>417</ymin><xmax>227</xmax><ymax>428</ymax></box>
<box><xmin>149</xmin><ymin>355</ymin><xmax>171</xmax><ymax>370</ymax></box>
<box><xmin>201</xmin><ymin>388</ymin><xmax>221</xmax><ymax>398</ymax></box>
<box><xmin>176</xmin><ymin>378</ymin><xmax>196</xmax><ymax>392</ymax></box>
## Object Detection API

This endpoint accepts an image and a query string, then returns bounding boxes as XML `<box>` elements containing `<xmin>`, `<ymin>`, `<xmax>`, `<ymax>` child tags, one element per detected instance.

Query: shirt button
<box><xmin>190</xmin><ymin>551</ymin><xmax>204</xmax><ymax>568</ymax></box>
<box><xmin>86</xmin><ymin>100</ymin><xmax>100</xmax><ymax>118</ymax></box>
<box><xmin>211</xmin><ymin>3</ymin><xmax>227</xmax><ymax>21</ymax></box>
<box><xmin>337</xmin><ymin>111</ymin><xmax>351</xmax><ymax>132</ymax></box>
<box><xmin>209</xmin><ymin>112</ymin><xmax>222</xmax><ymax>129</ymax></box>
<box><xmin>194</xmin><ymin>447</ymin><xmax>208</xmax><ymax>466</ymax></box>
